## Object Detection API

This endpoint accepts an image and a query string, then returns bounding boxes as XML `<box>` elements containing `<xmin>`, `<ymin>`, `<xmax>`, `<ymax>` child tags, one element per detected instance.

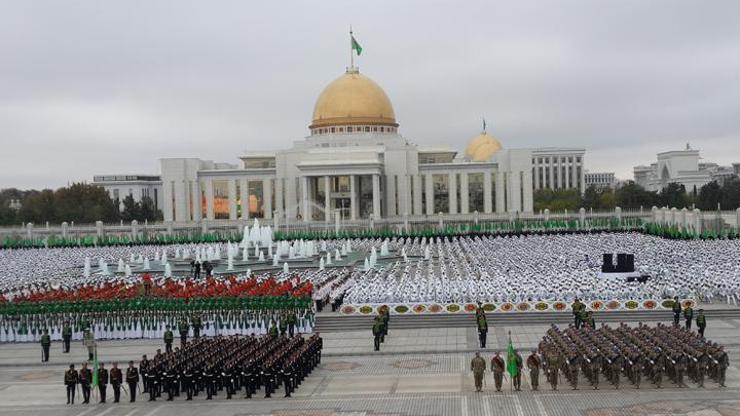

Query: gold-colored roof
<box><xmin>465</xmin><ymin>132</ymin><xmax>502</xmax><ymax>162</ymax></box>
<box><xmin>310</xmin><ymin>68</ymin><xmax>397</xmax><ymax>129</ymax></box>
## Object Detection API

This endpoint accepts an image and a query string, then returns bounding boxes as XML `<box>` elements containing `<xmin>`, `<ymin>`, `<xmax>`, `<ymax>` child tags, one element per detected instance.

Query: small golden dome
<box><xmin>465</xmin><ymin>132</ymin><xmax>502</xmax><ymax>162</ymax></box>
<box><xmin>310</xmin><ymin>68</ymin><xmax>397</xmax><ymax>130</ymax></box>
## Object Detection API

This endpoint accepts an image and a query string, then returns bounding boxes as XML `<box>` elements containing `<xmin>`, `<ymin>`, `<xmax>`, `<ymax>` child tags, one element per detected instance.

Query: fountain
<box><xmin>273</xmin><ymin>254</ymin><xmax>279</xmax><ymax>266</ymax></box>
<box><xmin>129</xmin><ymin>253</ymin><xmax>135</xmax><ymax>263</ymax></box>
<box><xmin>239</xmin><ymin>225</ymin><xmax>250</xmax><ymax>248</ymax></box>
<box><xmin>242</xmin><ymin>247</ymin><xmax>248</xmax><ymax>261</ymax></box>
<box><xmin>227</xmin><ymin>256</ymin><xmax>235</xmax><ymax>271</ymax></box>
<box><xmin>326</xmin><ymin>252</ymin><xmax>332</xmax><ymax>265</ymax></box>
<box><xmin>258</xmin><ymin>250</ymin><xmax>265</xmax><ymax>262</ymax></box>
<box><xmin>164</xmin><ymin>263</ymin><xmax>172</xmax><ymax>278</ymax></box>
<box><xmin>83</xmin><ymin>257</ymin><xmax>91</xmax><ymax>278</ymax></box>
<box><xmin>335</xmin><ymin>248</ymin><xmax>341</xmax><ymax>261</ymax></box>
<box><xmin>143</xmin><ymin>258</ymin><xmax>150</xmax><ymax>270</ymax></box>
<box><xmin>175</xmin><ymin>248</ymin><xmax>181</xmax><ymax>259</ymax></box>
<box><xmin>283</xmin><ymin>262</ymin><xmax>289</xmax><ymax>273</ymax></box>
<box><xmin>364</xmin><ymin>257</ymin><xmax>370</xmax><ymax>271</ymax></box>
<box><xmin>154</xmin><ymin>251</ymin><xmax>160</xmax><ymax>262</ymax></box>
<box><xmin>268</xmin><ymin>244</ymin><xmax>273</xmax><ymax>258</ymax></box>
<box><xmin>161</xmin><ymin>251</ymin><xmax>168</xmax><ymax>265</ymax></box>
<box><xmin>319</xmin><ymin>257</ymin><xmax>325</xmax><ymax>271</ymax></box>
<box><xmin>124</xmin><ymin>264</ymin><xmax>132</xmax><ymax>277</ymax></box>
<box><xmin>117</xmin><ymin>259</ymin><xmax>125</xmax><ymax>273</ymax></box>
<box><xmin>370</xmin><ymin>247</ymin><xmax>378</xmax><ymax>267</ymax></box>
<box><xmin>380</xmin><ymin>240</ymin><xmax>389</xmax><ymax>256</ymax></box>
<box><xmin>99</xmin><ymin>261</ymin><xmax>110</xmax><ymax>276</ymax></box>
<box><xmin>424</xmin><ymin>246</ymin><xmax>431</xmax><ymax>260</ymax></box>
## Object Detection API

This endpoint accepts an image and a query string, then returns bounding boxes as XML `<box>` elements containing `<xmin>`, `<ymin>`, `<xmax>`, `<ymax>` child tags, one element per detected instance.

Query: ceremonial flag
<box><xmin>91</xmin><ymin>349</ymin><xmax>99</xmax><ymax>387</ymax></box>
<box><xmin>506</xmin><ymin>333</ymin><xmax>518</xmax><ymax>377</ymax></box>
<box><xmin>351</xmin><ymin>35</ymin><xmax>362</xmax><ymax>55</ymax></box>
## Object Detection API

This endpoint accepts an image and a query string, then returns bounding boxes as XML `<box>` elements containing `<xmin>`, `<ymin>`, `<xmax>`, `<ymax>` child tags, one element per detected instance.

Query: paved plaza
<box><xmin>1</xmin><ymin>315</ymin><xmax>740</xmax><ymax>416</ymax></box>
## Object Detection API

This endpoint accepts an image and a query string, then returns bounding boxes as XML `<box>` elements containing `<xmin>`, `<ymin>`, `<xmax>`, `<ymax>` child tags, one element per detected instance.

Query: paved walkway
<box><xmin>1</xmin><ymin>317</ymin><xmax>740</xmax><ymax>415</ymax></box>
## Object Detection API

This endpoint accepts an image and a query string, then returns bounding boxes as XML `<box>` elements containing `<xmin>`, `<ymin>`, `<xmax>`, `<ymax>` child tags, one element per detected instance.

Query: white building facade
<box><xmin>584</xmin><ymin>171</ymin><xmax>617</xmax><ymax>189</ymax></box>
<box><xmin>92</xmin><ymin>175</ymin><xmax>163</xmax><ymax>212</ymax></box>
<box><xmin>145</xmin><ymin>64</ymin><xmax>588</xmax><ymax>223</ymax></box>
<box><xmin>633</xmin><ymin>146</ymin><xmax>738</xmax><ymax>192</ymax></box>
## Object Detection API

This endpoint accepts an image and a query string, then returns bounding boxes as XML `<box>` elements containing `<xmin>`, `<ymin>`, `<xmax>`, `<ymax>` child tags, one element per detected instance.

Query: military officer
<box><xmin>696</xmin><ymin>309</ymin><xmax>707</xmax><ymax>337</ymax></box>
<box><xmin>683</xmin><ymin>304</ymin><xmax>694</xmax><ymax>330</ymax></box>
<box><xmin>526</xmin><ymin>350</ymin><xmax>541</xmax><ymax>391</ymax></box>
<box><xmin>62</xmin><ymin>321</ymin><xmax>72</xmax><ymax>353</ymax></box>
<box><xmin>97</xmin><ymin>362</ymin><xmax>109</xmax><ymax>403</ymax></box>
<box><xmin>110</xmin><ymin>362</ymin><xmax>123</xmax><ymax>403</ymax></box>
<box><xmin>125</xmin><ymin>360</ymin><xmax>140</xmax><ymax>402</ymax></box>
<box><xmin>40</xmin><ymin>329</ymin><xmax>51</xmax><ymax>362</ymax></box>
<box><xmin>64</xmin><ymin>364</ymin><xmax>78</xmax><ymax>404</ymax></box>
<box><xmin>491</xmin><ymin>351</ymin><xmax>505</xmax><ymax>392</ymax></box>
<box><xmin>79</xmin><ymin>362</ymin><xmax>92</xmax><ymax>404</ymax></box>
<box><xmin>164</xmin><ymin>325</ymin><xmax>174</xmax><ymax>353</ymax></box>
<box><xmin>471</xmin><ymin>352</ymin><xmax>486</xmax><ymax>392</ymax></box>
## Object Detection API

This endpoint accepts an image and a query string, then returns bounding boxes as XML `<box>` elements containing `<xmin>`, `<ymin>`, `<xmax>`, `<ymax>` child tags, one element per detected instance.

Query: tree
<box><xmin>582</xmin><ymin>185</ymin><xmax>601</xmax><ymax>210</ymax></box>
<box><xmin>120</xmin><ymin>194</ymin><xmax>140</xmax><ymax>222</ymax></box>
<box><xmin>139</xmin><ymin>196</ymin><xmax>163</xmax><ymax>222</ymax></box>
<box><xmin>534</xmin><ymin>188</ymin><xmax>582</xmax><ymax>212</ymax></box>
<box><xmin>615</xmin><ymin>181</ymin><xmax>658</xmax><ymax>209</ymax></box>
<box><xmin>720</xmin><ymin>178</ymin><xmax>740</xmax><ymax>210</ymax></box>
<box><xmin>696</xmin><ymin>181</ymin><xmax>722</xmax><ymax>210</ymax></box>
<box><xmin>658</xmin><ymin>183</ymin><xmax>689</xmax><ymax>209</ymax></box>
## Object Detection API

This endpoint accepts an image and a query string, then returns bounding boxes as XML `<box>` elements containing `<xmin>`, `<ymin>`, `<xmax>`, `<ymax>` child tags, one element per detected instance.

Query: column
<box><xmin>460</xmin><ymin>172</ymin><xmax>469</xmax><ymax>214</ymax></box>
<box><xmin>572</xmin><ymin>158</ymin><xmax>578</xmax><ymax>189</ymax></box>
<box><xmin>240</xmin><ymin>179</ymin><xmax>249</xmax><ymax>220</ymax></box>
<box><xmin>425</xmin><ymin>173</ymin><xmax>434</xmax><ymax>215</ymax></box>
<box><xmin>227</xmin><ymin>179</ymin><xmax>237</xmax><ymax>220</ymax></box>
<box><xmin>534</xmin><ymin>158</ymin><xmax>540</xmax><ymax>190</ymax></box>
<box><xmin>412</xmin><ymin>174</ymin><xmax>423</xmax><ymax>215</ymax></box>
<box><xmin>175</xmin><ymin>180</ymin><xmax>187</xmax><ymax>222</ymax></box>
<box><xmin>163</xmin><ymin>181</ymin><xmax>173</xmax><ymax>221</ymax></box>
<box><xmin>397</xmin><ymin>174</ymin><xmax>409</xmax><ymax>215</ymax></box>
<box><xmin>564</xmin><ymin>160</ymin><xmax>570</xmax><ymax>189</ymax></box>
<box><xmin>522</xmin><ymin>170</ymin><xmax>534</xmax><ymax>212</ymax></box>
<box><xmin>372</xmin><ymin>174</ymin><xmax>381</xmax><ymax>219</ymax></box>
<box><xmin>350</xmin><ymin>175</ymin><xmax>358</xmax><ymax>220</ymax></box>
<box><xmin>549</xmin><ymin>160</ymin><xmax>555</xmax><ymax>190</ymax></box>
<box><xmin>301</xmin><ymin>176</ymin><xmax>310</xmax><ymax>222</ymax></box>
<box><xmin>386</xmin><ymin>175</ymin><xmax>396</xmax><ymax>217</ymax></box>
<box><xmin>205</xmin><ymin>180</ymin><xmax>215</xmax><ymax>220</ymax></box>
<box><xmin>448</xmin><ymin>172</ymin><xmax>457</xmax><ymax>215</ymax></box>
<box><xmin>483</xmin><ymin>171</ymin><xmax>493</xmax><ymax>213</ymax></box>
<box><xmin>508</xmin><ymin>172</ymin><xmax>521</xmax><ymax>212</ymax></box>
<box><xmin>192</xmin><ymin>180</ymin><xmax>202</xmax><ymax>221</ymax></box>
<box><xmin>324</xmin><ymin>175</ymin><xmax>331</xmax><ymax>222</ymax></box>
<box><xmin>495</xmin><ymin>172</ymin><xmax>505</xmax><ymax>213</ymax></box>
<box><xmin>285</xmin><ymin>176</ymin><xmax>296</xmax><ymax>219</ymax></box>
<box><xmin>263</xmin><ymin>178</ymin><xmax>272</xmax><ymax>219</ymax></box>
<box><xmin>580</xmin><ymin>161</ymin><xmax>586</xmax><ymax>194</ymax></box>
<box><xmin>275</xmin><ymin>178</ymin><xmax>284</xmax><ymax>219</ymax></box>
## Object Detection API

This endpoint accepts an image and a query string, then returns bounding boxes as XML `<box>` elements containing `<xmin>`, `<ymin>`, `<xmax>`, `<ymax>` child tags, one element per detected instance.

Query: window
<box><xmin>373</xmin><ymin>127</ymin><xmax>378</xmax><ymax>132</ymax></box>
<box><xmin>331</xmin><ymin>127</ymin><xmax>335</xmax><ymax>133</ymax></box>
<box><xmin>339</xmin><ymin>127</ymin><xmax>344</xmax><ymax>132</ymax></box>
<box><xmin>347</xmin><ymin>126</ymin><xmax>353</xmax><ymax>133</ymax></box>
<box><xmin>365</xmin><ymin>126</ymin><xmax>370</xmax><ymax>132</ymax></box>
<box><xmin>380</xmin><ymin>127</ymin><xmax>385</xmax><ymax>132</ymax></box>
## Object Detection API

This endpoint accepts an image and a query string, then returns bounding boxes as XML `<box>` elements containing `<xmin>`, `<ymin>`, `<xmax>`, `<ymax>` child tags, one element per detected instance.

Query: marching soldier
<box><xmin>477</xmin><ymin>315</ymin><xmax>488</xmax><ymax>349</ymax></box>
<box><xmin>471</xmin><ymin>352</ymin><xmax>486</xmax><ymax>392</ymax></box>
<box><xmin>716</xmin><ymin>346</ymin><xmax>729</xmax><ymax>387</ymax></box>
<box><xmin>526</xmin><ymin>350</ymin><xmax>541</xmax><ymax>391</ymax></box>
<box><xmin>372</xmin><ymin>319</ymin><xmax>382</xmax><ymax>351</ymax></box>
<box><xmin>62</xmin><ymin>321</ymin><xmax>72</xmax><ymax>353</ymax></box>
<box><xmin>125</xmin><ymin>360</ymin><xmax>139</xmax><ymax>402</ymax></box>
<box><xmin>696</xmin><ymin>309</ymin><xmax>707</xmax><ymax>337</ymax></box>
<box><xmin>164</xmin><ymin>325</ymin><xmax>174</xmax><ymax>353</ymax></box>
<box><xmin>491</xmin><ymin>351</ymin><xmax>505</xmax><ymax>392</ymax></box>
<box><xmin>683</xmin><ymin>304</ymin><xmax>694</xmax><ymax>330</ymax></box>
<box><xmin>40</xmin><ymin>329</ymin><xmax>51</xmax><ymax>362</ymax></box>
<box><xmin>110</xmin><ymin>362</ymin><xmax>123</xmax><ymax>403</ymax></box>
<box><xmin>64</xmin><ymin>364</ymin><xmax>78</xmax><ymax>404</ymax></box>
<box><xmin>178</xmin><ymin>318</ymin><xmax>189</xmax><ymax>347</ymax></box>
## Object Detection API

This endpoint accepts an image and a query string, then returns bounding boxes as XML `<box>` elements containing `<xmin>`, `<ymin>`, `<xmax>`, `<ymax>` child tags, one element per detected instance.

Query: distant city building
<box><xmin>584</xmin><ymin>171</ymin><xmax>616</xmax><ymax>190</ymax></box>
<box><xmin>531</xmin><ymin>149</ymin><xmax>587</xmax><ymax>194</ymax></box>
<box><xmin>92</xmin><ymin>175</ymin><xmax>163</xmax><ymax>212</ymax></box>
<box><xmin>633</xmin><ymin>145</ymin><xmax>738</xmax><ymax>192</ymax></box>
<box><xmin>7</xmin><ymin>199</ymin><xmax>22</xmax><ymax>211</ymax></box>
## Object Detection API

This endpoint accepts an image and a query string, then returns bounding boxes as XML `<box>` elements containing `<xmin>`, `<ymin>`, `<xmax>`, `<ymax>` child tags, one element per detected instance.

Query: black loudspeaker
<box><xmin>602</xmin><ymin>254</ymin><xmax>614</xmax><ymax>273</ymax></box>
<box><xmin>625</xmin><ymin>254</ymin><xmax>635</xmax><ymax>272</ymax></box>
<box><xmin>616</xmin><ymin>253</ymin><xmax>628</xmax><ymax>273</ymax></box>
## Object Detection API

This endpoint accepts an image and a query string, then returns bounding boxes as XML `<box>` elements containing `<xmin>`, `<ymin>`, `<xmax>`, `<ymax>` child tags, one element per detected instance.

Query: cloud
<box><xmin>1</xmin><ymin>0</ymin><xmax>739</xmax><ymax>188</ymax></box>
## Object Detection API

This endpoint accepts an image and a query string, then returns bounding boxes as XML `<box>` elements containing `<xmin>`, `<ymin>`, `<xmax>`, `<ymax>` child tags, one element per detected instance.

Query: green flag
<box><xmin>91</xmin><ymin>349</ymin><xmax>99</xmax><ymax>388</ymax></box>
<box><xmin>351</xmin><ymin>35</ymin><xmax>362</xmax><ymax>56</ymax></box>
<box><xmin>506</xmin><ymin>334</ymin><xmax>518</xmax><ymax>377</ymax></box>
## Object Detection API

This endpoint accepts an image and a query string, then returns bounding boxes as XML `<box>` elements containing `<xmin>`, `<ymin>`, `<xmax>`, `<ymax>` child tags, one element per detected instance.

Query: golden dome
<box><xmin>310</xmin><ymin>68</ymin><xmax>398</xmax><ymax>130</ymax></box>
<box><xmin>465</xmin><ymin>132</ymin><xmax>502</xmax><ymax>162</ymax></box>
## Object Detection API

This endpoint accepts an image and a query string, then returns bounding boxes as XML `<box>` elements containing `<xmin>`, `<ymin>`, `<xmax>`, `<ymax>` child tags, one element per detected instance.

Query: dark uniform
<box><xmin>526</xmin><ymin>352</ymin><xmax>541</xmax><ymax>390</ymax></box>
<box><xmin>110</xmin><ymin>364</ymin><xmax>123</xmax><ymax>403</ymax></box>
<box><xmin>97</xmin><ymin>364</ymin><xmax>109</xmax><ymax>403</ymax></box>
<box><xmin>40</xmin><ymin>331</ymin><xmax>51</xmax><ymax>362</ymax></box>
<box><xmin>64</xmin><ymin>365</ymin><xmax>78</xmax><ymax>404</ymax></box>
<box><xmin>62</xmin><ymin>323</ymin><xmax>72</xmax><ymax>353</ymax></box>
<box><xmin>126</xmin><ymin>362</ymin><xmax>140</xmax><ymax>402</ymax></box>
<box><xmin>164</xmin><ymin>327</ymin><xmax>174</xmax><ymax>353</ymax></box>
<box><xmin>79</xmin><ymin>364</ymin><xmax>92</xmax><ymax>404</ymax></box>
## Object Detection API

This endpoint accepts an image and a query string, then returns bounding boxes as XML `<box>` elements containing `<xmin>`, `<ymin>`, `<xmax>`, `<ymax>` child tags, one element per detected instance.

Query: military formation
<box><xmin>537</xmin><ymin>323</ymin><xmax>729</xmax><ymax>390</ymax></box>
<box><xmin>63</xmin><ymin>333</ymin><xmax>322</xmax><ymax>404</ymax></box>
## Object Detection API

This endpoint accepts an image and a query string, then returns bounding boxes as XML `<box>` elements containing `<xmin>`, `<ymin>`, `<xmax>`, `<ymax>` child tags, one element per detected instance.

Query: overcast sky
<box><xmin>1</xmin><ymin>0</ymin><xmax>739</xmax><ymax>189</ymax></box>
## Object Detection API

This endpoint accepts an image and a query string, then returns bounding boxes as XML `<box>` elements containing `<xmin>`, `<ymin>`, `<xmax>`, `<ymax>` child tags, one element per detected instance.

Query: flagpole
<box><xmin>349</xmin><ymin>26</ymin><xmax>354</xmax><ymax>69</ymax></box>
